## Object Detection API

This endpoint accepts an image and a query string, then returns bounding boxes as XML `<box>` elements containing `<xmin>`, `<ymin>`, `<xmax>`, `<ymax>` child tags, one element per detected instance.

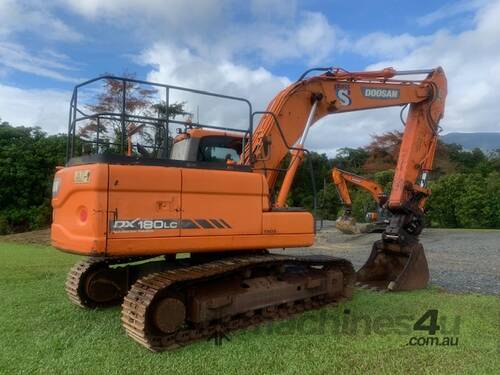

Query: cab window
<box><xmin>197</xmin><ymin>136</ymin><xmax>242</xmax><ymax>163</ymax></box>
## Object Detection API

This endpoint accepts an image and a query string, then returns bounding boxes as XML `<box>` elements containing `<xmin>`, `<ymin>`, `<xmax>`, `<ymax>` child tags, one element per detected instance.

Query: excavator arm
<box><xmin>246</xmin><ymin>66</ymin><xmax>447</xmax><ymax>291</ymax></box>
<box><xmin>331</xmin><ymin>167</ymin><xmax>388</xmax><ymax>234</ymax></box>
<box><xmin>332</xmin><ymin>167</ymin><xmax>386</xmax><ymax>212</ymax></box>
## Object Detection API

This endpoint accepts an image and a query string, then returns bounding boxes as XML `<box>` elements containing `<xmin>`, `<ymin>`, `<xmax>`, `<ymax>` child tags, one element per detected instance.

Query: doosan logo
<box><xmin>336</xmin><ymin>84</ymin><xmax>352</xmax><ymax>106</ymax></box>
<box><xmin>362</xmin><ymin>87</ymin><xmax>400</xmax><ymax>99</ymax></box>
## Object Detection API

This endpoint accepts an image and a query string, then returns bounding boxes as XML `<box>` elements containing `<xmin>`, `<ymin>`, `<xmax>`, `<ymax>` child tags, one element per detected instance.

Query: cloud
<box><xmin>364</xmin><ymin>0</ymin><xmax>500</xmax><ymax>136</ymax></box>
<box><xmin>352</xmin><ymin>32</ymin><xmax>430</xmax><ymax>59</ymax></box>
<box><xmin>137</xmin><ymin>41</ymin><xmax>400</xmax><ymax>157</ymax></box>
<box><xmin>58</xmin><ymin>0</ymin><xmax>224</xmax><ymax>20</ymax></box>
<box><xmin>0</xmin><ymin>42</ymin><xmax>80</xmax><ymax>82</ymax></box>
<box><xmin>139</xmin><ymin>43</ymin><xmax>290</xmax><ymax>129</ymax></box>
<box><xmin>243</xmin><ymin>11</ymin><xmax>338</xmax><ymax>65</ymax></box>
<box><xmin>57</xmin><ymin>0</ymin><xmax>226</xmax><ymax>37</ymax></box>
<box><xmin>416</xmin><ymin>0</ymin><xmax>486</xmax><ymax>27</ymax></box>
<box><xmin>59</xmin><ymin>0</ymin><xmax>339</xmax><ymax>66</ymax></box>
<box><xmin>292</xmin><ymin>0</ymin><xmax>500</xmax><ymax>155</ymax></box>
<box><xmin>0</xmin><ymin>84</ymin><xmax>70</xmax><ymax>133</ymax></box>
<box><xmin>0</xmin><ymin>0</ymin><xmax>82</xmax><ymax>82</ymax></box>
<box><xmin>132</xmin><ymin>0</ymin><xmax>500</xmax><ymax>155</ymax></box>
<box><xmin>307</xmin><ymin>108</ymin><xmax>403</xmax><ymax>157</ymax></box>
<box><xmin>0</xmin><ymin>0</ymin><xmax>82</xmax><ymax>41</ymax></box>
<box><xmin>249</xmin><ymin>0</ymin><xmax>297</xmax><ymax>20</ymax></box>
<box><xmin>301</xmin><ymin>0</ymin><xmax>500</xmax><ymax>156</ymax></box>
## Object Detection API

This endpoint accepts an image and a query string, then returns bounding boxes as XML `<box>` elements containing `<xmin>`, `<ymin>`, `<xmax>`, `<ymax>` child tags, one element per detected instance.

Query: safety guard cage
<box><xmin>66</xmin><ymin>75</ymin><xmax>254</xmax><ymax>164</ymax></box>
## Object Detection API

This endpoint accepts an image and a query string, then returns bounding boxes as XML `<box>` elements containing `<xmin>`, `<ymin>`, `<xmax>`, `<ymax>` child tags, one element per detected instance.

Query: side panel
<box><xmin>107</xmin><ymin>165</ymin><xmax>182</xmax><ymax>240</ymax></box>
<box><xmin>181</xmin><ymin>169</ymin><xmax>263</xmax><ymax>236</ymax></box>
<box><xmin>53</xmin><ymin>163</ymin><xmax>315</xmax><ymax>257</ymax></box>
<box><xmin>262</xmin><ymin>211</ymin><xmax>314</xmax><ymax>235</ymax></box>
<box><xmin>51</xmin><ymin>164</ymin><xmax>108</xmax><ymax>255</ymax></box>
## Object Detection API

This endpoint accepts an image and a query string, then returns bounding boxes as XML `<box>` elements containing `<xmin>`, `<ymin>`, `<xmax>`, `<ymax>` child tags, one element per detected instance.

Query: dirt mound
<box><xmin>335</xmin><ymin>217</ymin><xmax>374</xmax><ymax>235</ymax></box>
<box><xmin>0</xmin><ymin>229</ymin><xmax>51</xmax><ymax>246</ymax></box>
<box><xmin>335</xmin><ymin>217</ymin><xmax>360</xmax><ymax>234</ymax></box>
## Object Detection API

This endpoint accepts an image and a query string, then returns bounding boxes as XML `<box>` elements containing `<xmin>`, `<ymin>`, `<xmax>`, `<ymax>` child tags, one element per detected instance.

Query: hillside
<box><xmin>441</xmin><ymin>132</ymin><xmax>500</xmax><ymax>152</ymax></box>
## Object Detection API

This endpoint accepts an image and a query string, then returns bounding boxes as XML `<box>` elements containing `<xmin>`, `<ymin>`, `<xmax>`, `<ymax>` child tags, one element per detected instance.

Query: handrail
<box><xmin>67</xmin><ymin>75</ymin><xmax>254</xmax><ymax>163</ymax></box>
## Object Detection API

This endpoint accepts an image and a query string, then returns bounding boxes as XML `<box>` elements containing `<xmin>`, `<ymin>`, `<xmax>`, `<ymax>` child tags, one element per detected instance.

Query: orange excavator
<box><xmin>52</xmin><ymin>66</ymin><xmax>446</xmax><ymax>351</ymax></box>
<box><xmin>332</xmin><ymin>167</ymin><xmax>389</xmax><ymax>234</ymax></box>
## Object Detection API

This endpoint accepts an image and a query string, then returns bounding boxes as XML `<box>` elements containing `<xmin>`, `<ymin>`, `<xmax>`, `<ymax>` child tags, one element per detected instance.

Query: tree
<box><xmin>426</xmin><ymin>171</ymin><xmax>500</xmax><ymax>228</ymax></box>
<box><xmin>374</xmin><ymin>169</ymin><xmax>395</xmax><ymax>192</ymax></box>
<box><xmin>432</xmin><ymin>142</ymin><xmax>459</xmax><ymax>178</ymax></box>
<box><xmin>485</xmin><ymin>171</ymin><xmax>500</xmax><ymax>228</ymax></box>
<box><xmin>317</xmin><ymin>183</ymin><xmax>341</xmax><ymax>220</ymax></box>
<box><xmin>0</xmin><ymin>121</ymin><xmax>66</xmax><ymax>233</ymax></box>
<box><xmin>455</xmin><ymin>173</ymin><xmax>499</xmax><ymax>228</ymax></box>
<box><xmin>79</xmin><ymin>74</ymin><xmax>156</xmax><ymax>140</ymax></box>
<box><xmin>363</xmin><ymin>131</ymin><xmax>402</xmax><ymax>173</ymax></box>
<box><xmin>426</xmin><ymin>174</ymin><xmax>466</xmax><ymax>227</ymax></box>
<box><xmin>79</xmin><ymin>73</ymin><xmax>188</xmax><ymax>155</ymax></box>
<box><xmin>287</xmin><ymin>152</ymin><xmax>331</xmax><ymax>211</ymax></box>
<box><xmin>152</xmin><ymin>101</ymin><xmax>190</xmax><ymax>120</ymax></box>
<box><xmin>331</xmin><ymin>147</ymin><xmax>369</xmax><ymax>173</ymax></box>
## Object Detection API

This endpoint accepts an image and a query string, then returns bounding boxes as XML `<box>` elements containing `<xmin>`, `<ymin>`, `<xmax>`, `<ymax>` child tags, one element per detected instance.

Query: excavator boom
<box><xmin>246</xmin><ymin>67</ymin><xmax>446</xmax><ymax>209</ymax></box>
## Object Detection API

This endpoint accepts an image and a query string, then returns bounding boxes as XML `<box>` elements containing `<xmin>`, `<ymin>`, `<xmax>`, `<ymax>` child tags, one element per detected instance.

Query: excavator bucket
<box><xmin>335</xmin><ymin>216</ymin><xmax>360</xmax><ymax>234</ymax></box>
<box><xmin>356</xmin><ymin>240</ymin><xmax>429</xmax><ymax>291</ymax></box>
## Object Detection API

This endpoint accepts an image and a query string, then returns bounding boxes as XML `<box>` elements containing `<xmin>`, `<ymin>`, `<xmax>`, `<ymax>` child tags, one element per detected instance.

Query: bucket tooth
<box><xmin>356</xmin><ymin>240</ymin><xmax>429</xmax><ymax>291</ymax></box>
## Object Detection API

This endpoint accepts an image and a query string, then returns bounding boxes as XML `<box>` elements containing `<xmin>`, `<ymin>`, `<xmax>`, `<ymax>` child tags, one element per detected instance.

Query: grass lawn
<box><xmin>0</xmin><ymin>242</ymin><xmax>498</xmax><ymax>374</ymax></box>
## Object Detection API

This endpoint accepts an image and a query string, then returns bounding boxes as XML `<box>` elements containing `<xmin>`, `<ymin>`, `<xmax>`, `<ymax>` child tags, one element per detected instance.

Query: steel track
<box><xmin>120</xmin><ymin>254</ymin><xmax>355</xmax><ymax>351</ymax></box>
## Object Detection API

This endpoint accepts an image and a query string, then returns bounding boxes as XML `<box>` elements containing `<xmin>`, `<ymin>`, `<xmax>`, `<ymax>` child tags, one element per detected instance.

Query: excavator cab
<box><xmin>169</xmin><ymin>128</ymin><xmax>243</xmax><ymax>163</ymax></box>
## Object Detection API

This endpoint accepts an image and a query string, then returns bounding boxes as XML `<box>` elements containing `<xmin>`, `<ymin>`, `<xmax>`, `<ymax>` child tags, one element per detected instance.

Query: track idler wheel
<box><xmin>356</xmin><ymin>240</ymin><xmax>429</xmax><ymax>291</ymax></box>
<box><xmin>66</xmin><ymin>259</ymin><xmax>128</xmax><ymax>308</ymax></box>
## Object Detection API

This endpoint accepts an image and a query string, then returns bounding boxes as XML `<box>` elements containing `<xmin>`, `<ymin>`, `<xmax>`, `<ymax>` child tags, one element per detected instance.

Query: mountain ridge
<box><xmin>440</xmin><ymin>132</ymin><xmax>500</xmax><ymax>152</ymax></box>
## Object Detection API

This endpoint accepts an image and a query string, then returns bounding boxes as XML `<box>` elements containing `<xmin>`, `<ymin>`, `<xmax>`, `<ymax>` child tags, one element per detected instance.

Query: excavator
<box><xmin>332</xmin><ymin>167</ymin><xmax>389</xmax><ymax>234</ymax></box>
<box><xmin>52</xmin><ymin>66</ymin><xmax>447</xmax><ymax>351</ymax></box>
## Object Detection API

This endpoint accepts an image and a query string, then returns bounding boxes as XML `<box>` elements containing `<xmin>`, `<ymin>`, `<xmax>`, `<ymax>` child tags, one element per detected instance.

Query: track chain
<box><xmin>121</xmin><ymin>254</ymin><xmax>354</xmax><ymax>351</ymax></box>
<box><xmin>65</xmin><ymin>256</ymin><xmax>154</xmax><ymax>308</ymax></box>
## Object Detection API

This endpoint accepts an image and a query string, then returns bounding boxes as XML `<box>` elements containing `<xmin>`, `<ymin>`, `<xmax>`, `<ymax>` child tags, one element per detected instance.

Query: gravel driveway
<box><xmin>275</xmin><ymin>223</ymin><xmax>500</xmax><ymax>295</ymax></box>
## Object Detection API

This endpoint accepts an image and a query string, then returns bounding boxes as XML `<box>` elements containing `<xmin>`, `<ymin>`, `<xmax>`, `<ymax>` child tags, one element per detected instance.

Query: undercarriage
<box><xmin>66</xmin><ymin>253</ymin><xmax>355</xmax><ymax>351</ymax></box>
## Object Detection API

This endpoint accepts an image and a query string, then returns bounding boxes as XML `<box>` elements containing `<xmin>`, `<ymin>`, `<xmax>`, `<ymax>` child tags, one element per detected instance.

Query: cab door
<box><xmin>107</xmin><ymin>165</ymin><xmax>182</xmax><ymax>239</ymax></box>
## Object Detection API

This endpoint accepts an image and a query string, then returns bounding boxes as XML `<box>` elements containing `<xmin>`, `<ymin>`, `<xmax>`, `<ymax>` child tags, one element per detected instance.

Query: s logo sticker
<box><xmin>336</xmin><ymin>84</ymin><xmax>351</xmax><ymax>106</ymax></box>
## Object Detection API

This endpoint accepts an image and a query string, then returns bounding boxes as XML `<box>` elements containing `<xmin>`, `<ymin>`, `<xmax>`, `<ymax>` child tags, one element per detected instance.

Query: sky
<box><xmin>0</xmin><ymin>0</ymin><xmax>499</xmax><ymax>155</ymax></box>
